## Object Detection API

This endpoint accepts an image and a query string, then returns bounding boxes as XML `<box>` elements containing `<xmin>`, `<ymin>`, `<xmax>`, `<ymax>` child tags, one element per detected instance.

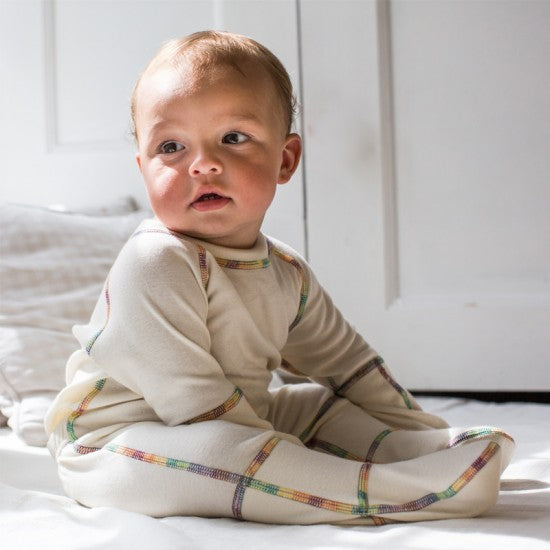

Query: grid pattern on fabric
<box><xmin>103</xmin><ymin>439</ymin><xmax>501</xmax><ymax>519</ymax></box>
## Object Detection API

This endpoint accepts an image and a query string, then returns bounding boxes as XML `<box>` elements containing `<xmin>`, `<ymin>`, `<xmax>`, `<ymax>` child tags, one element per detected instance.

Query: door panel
<box><xmin>300</xmin><ymin>0</ymin><xmax>550</xmax><ymax>390</ymax></box>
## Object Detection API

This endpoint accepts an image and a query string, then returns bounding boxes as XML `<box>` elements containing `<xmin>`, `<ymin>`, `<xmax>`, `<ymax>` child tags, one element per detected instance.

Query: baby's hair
<box><xmin>131</xmin><ymin>30</ymin><xmax>297</xmax><ymax>139</ymax></box>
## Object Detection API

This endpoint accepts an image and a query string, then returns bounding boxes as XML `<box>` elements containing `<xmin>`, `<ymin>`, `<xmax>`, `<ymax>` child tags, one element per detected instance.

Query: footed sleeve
<box><xmin>74</xmin><ymin>229</ymin><xmax>273</xmax><ymax>432</ymax></box>
<box><xmin>280</xmin><ymin>259</ymin><xmax>447</xmax><ymax>430</ymax></box>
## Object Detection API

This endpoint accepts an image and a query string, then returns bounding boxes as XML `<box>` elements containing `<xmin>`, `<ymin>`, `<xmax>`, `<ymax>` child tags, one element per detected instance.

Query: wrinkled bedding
<box><xmin>1</xmin><ymin>396</ymin><xmax>549</xmax><ymax>549</ymax></box>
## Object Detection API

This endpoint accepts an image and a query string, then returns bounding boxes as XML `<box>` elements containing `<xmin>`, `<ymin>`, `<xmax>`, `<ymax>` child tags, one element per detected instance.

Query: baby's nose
<box><xmin>188</xmin><ymin>149</ymin><xmax>223</xmax><ymax>176</ymax></box>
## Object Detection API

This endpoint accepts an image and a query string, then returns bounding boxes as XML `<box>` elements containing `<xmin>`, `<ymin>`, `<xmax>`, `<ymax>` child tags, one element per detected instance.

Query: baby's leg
<box><xmin>269</xmin><ymin>383</ymin><xmax>514</xmax><ymax>465</ymax></box>
<box><xmin>310</xmin><ymin>395</ymin><xmax>513</xmax><ymax>465</ymax></box>
<box><xmin>56</xmin><ymin>418</ymin><xmax>509</xmax><ymax>524</ymax></box>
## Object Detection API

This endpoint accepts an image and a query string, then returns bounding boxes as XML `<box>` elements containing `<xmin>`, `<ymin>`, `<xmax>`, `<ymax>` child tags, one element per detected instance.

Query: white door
<box><xmin>300</xmin><ymin>0</ymin><xmax>550</xmax><ymax>390</ymax></box>
<box><xmin>0</xmin><ymin>0</ymin><xmax>306</xmax><ymax>254</ymax></box>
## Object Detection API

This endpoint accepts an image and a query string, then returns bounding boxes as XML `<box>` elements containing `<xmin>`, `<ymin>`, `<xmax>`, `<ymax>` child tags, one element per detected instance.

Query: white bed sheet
<box><xmin>1</xmin><ymin>397</ymin><xmax>549</xmax><ymax>550</ymax></box>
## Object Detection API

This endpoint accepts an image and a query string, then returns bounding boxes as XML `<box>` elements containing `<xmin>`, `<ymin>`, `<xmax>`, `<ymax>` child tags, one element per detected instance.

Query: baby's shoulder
<box><xmin>265</xmin><ymin>236</ymin><xmax>315</xmax><ymax>296</ymax></box>
<box><xmin>113</xmin><ymin>218</ymin><xmax>206</xmax><ymax>282</ymax></box>
<box><xmin>267</xmin><ymin>236</ymin><xmax>310</xmax><ymax>274</ymax></box>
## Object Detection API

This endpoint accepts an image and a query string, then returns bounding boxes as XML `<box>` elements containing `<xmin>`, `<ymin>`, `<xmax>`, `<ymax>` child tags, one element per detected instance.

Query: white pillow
<box><xmin>0</xmin><ymin>202</ymin><xmax>150</xmax><ymax>445</ymax></box>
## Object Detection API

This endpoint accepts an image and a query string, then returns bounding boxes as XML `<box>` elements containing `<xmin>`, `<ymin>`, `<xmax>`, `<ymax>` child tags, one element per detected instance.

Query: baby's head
<box><xmin>131</xmin><ymin>31</ymin><xmax>302</xmax><ymax>249</ymax></box>
<box><xmin>131</xmin><ymin>30</ymin><xmax>297</xmax><ymax>141</ymax></box>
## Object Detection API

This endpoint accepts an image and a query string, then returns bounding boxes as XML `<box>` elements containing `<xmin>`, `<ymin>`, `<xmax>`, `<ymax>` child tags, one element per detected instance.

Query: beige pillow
<box><xmin>0</xmin><ymin>202</ymin><xmax>150</xmax><ymax>445</ymax></box>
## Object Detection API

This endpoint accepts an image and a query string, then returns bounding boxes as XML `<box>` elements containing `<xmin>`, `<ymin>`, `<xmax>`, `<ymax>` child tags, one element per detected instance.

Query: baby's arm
<box><xmin>75</xmin><ymin>229</ymin><xmax>293</xmax><ymax>438</ymax></box>
<box><xmin>280</xmin><ymin>258</ymin><xmax>447</xmax><ymax>430</ymax></box>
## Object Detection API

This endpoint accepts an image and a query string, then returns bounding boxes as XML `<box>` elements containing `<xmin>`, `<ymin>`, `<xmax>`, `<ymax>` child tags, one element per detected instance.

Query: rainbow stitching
<box><xmin>333</xmin><ymin>356</ymin><xmax>414</xmax><ymax>410</ymax></box>
<box><xmin>447</xmin><ymin>427</ymin><xmax>514</xmax><ymax>448</ymax></box>
<box><xmin>271</xmin><ymin>246</ymin><xmax>309</xmax><ymax>330</ymax></box>
<box><xmin>185</xmin><ymin>387</ymin><xmax>243</xmax><ymax>424</ymax></box>
<box><xmin>215</xmin><ymin>257</ymin><xmax>270</xmax><ymax>270</ymax></box>
<box><xmin>365</xmin><ymin>429</ymin><xmax>394</xmax><ymax>462</ymax></box>
<box><xmin>85</xmin><ymin>279</ymin><xmax>111</xmax><ymax>354</ymax></box>
<box><xmin>358</xmin><ymin>462</ymin><xmax>372</xmax><ymax>509</ymax></box>
<box><xmin>104</xmin><ymin>441</ymin><xmax>500</xmax><ymax>517</ymax></box>
<box><xmin>299</xmin><ymin>395</ymin><xmax>338</xmax><ymax>442</ymax></box>
<box><xmin>307</xmin><ymin>438</ymin><xmax>363</xmax><ymax>461</ymax></box>
<box><xmin>331</xmin><ymin>356</ymin><xmax>384</xmax><ymax>394</ymax></box>
<box><xmin>196</xmin><ymin>244</ymin><xmax>209</xmax><ymax>288</ymax></box>
<box><xmin>378</xmin><ymin>366</ymin><xmax>414</xmax><ymax>410</ymax></box>
<box><xmin>67</xmin><ymin>378</ymin><xmax>106</xmax><ymax>454</ymax></box>
<box><xmin>131</xmin><ymin>228</ymin><xmax>210</xmax><ymax>289</ymax></box>
<box><xmin>232</xmin><ymin>437</ymin><xmax>280</xmax><ymax>519</ymax></box>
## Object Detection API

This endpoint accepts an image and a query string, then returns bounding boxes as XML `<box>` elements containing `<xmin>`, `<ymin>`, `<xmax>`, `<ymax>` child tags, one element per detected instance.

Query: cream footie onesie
<box><xmin>45</xmin><ymin>218</ymin><xmax>514</xmax><ymax>524</ymax></box>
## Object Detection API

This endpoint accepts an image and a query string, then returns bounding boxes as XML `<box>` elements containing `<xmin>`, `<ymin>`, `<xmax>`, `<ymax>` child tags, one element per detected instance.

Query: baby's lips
<box><xmin>191</xmin><ymin>194</ymin><xmax>231</xmax><ymax>211</ymax></box>
<box><xmin>196</xmin><ymin>192</ymin><xmax>223</xmax><ymax>202</ymax></box>
<box><xmin>191</xmin><ymin>188</ymin><xmax>229</xmax><ymax>204</ymax></box>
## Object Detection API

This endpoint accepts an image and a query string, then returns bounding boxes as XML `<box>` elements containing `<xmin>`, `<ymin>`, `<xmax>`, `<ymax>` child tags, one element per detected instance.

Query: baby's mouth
<box><xmin>196</xmin><ymin>193</ymin><xmax>224</xmax><ymax>202</ymax></box>
<box><xmin>191</xmin><ymin>192</ymin><xmax>231</xmax><ymax>212</ymax></box>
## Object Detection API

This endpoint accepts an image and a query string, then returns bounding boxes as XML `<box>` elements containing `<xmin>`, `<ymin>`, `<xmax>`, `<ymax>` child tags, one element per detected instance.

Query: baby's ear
<box><xmin>278</xmin><ymin>134</ymin><xmax>302</xmax><ymax>184</ymax></box>
<box><xmin>135</xmin><ymin>153</ymin><xmax>142</xmax><ymax>172</ymax></box>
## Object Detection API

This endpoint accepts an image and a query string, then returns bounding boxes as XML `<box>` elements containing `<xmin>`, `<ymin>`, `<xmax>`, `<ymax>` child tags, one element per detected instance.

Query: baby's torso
<box><xmin>204</xmin><ymin>249</ymin><xmax>304</xmax><ymax>415</ymax></box>
<box><xmin>45</xmin><ymin>223</ymin><xmax>307</xmax><ymax>448</ymax></box>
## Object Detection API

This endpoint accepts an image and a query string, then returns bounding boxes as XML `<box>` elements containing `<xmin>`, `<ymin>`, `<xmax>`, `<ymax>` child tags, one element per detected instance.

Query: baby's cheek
<box><xmin>146</xmin><ymin>173</ymin><xmax>186</xmax><ymax>219</ymax></box>
<box><xmin>148</xmin><ymin>168</ymin><xmax>182</xmax><ymax>199</ymax></box>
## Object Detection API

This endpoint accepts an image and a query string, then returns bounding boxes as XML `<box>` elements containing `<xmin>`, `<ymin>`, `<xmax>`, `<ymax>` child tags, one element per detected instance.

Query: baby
<box><xmin>45</xmin><ymin>30</ymin><xmax>514</xmax><ymax>524</ymax></box>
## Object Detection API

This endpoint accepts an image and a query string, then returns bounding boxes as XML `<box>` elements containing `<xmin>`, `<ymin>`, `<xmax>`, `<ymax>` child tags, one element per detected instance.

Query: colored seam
<box><xmin>447</xmin><ymin>427</ymin><xmax>514</xmax><ymax>448</ymax></box>
<box><xmin>307</xmin><ymin>438</ymin><xmax>363</xmax><ymax>462</ymax></box>
<box><xmin>373</xmin><ymin>516</ymin><xmax>392</xmax><ymax>525</ymax></box>
<box><xmin>334</xmin><ymin>356</ymin><xmax>414</xmax><ymax>410</ymax></box>
<box><xmin>308</xmin><ymin>430</ymin><xmax>395</xmax><ymax>464</ymax></box>
<box><xmin>104</xmin><ymin>441</ymin><xmax>500</xmax><ymax>517</ymax></box>
<box><xmin>132</xmin><ymin>227</ymin><xmax>269</xmax><ymax>277</ymax></box>
<box><xmin>333</xmin><ymin>356</ymin><xmax>384</xmax><ymax>394</ymax></box>
<box><xmin>370</xmin><ymin>441</ymin><xmax>501</xmax><ymax>514</ymax></box>
<box><xmin>378</xmin><ymin>365</ymin><xmax>414</xmax><ymax>410</ymax></box>
<box><xmin>232</xmin><ymin>437</ymin><xmax>281</xmax><ymax>519</ymax></box>
<box><xmin>73</xmin><ymin>443</ymin><xmax>101</xmax><ymax>455</ymax></box>
<box><xmin>195</xmin><ymin>244</ymin><xmax>209</xmax><ymax>288</ymax></box>
<box><xmin>185</xmin><ymin>387</ymin><xmax>243</xmax><ymax>424</ymax></box>
<box><xmin>215</xmin><ymin>257</ymin><xmax>270</xmax><ymax>270</ymax></box>
<box><xmin>299</xmin><ymin>395</ymin><xmax>338</xmax><ymax>442</ymax></box>
<box><xmin>326</xmin><ymin>376</ymin><xmax>340</xmax><ymax>392</ymax></box>
<box><xmin>271</xmin><ymin>246</ymin><xmax>309</xmax><ymax>330</ymax></box>
<box><xmin>358</xmin><ymin>462</ymin><xmax>372</xmax><ymax>509</ymax></box>
<box><xmin>131</xmin><ymin>228</ymin><xmax>209</xmax><ymax>289</ymax></box>
<box><xmin>67</xmin><ymin>378</ymin><xmax>106</xmax><ymax>454</ymax></box>
<box><xmin>85</xmin><ymin>279</ymin><xmax>111</xmax><ymax>354</ymax></box>
<box><xmin>365</xmin><ymin>428</ymin><xmax>394</xmax><ymax>462</ymax></box>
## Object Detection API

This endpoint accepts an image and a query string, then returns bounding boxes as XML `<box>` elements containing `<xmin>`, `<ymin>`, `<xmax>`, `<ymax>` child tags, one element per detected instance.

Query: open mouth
<box><xmin>196</xmin><ymin>193</ymin><xmax>224</xmax><ymax>202</ymax></box>
<box><xmin>191</xmin><ymin>192</ymin><xmax>231</xmax><ymax>211</ymax></box>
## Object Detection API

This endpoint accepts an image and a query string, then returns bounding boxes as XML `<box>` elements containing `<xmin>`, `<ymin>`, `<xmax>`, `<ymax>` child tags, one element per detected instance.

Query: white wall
<box><xmin>1</xmin><ymin>0</ymin><xmax>549</xmax><ymax>389</ymax></box>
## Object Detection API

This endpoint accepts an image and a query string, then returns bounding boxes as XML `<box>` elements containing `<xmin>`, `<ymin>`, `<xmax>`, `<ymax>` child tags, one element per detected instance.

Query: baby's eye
<box><xmin>160</xmin><ymin>141</ymin><xmax>184</xmax><ymax>154</ymax></box>
<box><xmin>222</xmin><ymin>132</ymin><xmax>249</xmax><ymax>145</ymax></box>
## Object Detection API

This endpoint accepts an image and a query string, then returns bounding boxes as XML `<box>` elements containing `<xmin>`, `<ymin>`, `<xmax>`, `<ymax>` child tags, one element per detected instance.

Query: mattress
<box><xmin>2</xmin><ymin>396</ymin><xmax>549</xmax><ymax>549</ymax></box>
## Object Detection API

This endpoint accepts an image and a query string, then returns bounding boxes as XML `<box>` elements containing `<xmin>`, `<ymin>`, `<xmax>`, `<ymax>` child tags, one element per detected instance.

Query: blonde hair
<box><xmin>131</xmin><ymin>30</ymin><xmax>297</xmax><ymax>139</ymax></box>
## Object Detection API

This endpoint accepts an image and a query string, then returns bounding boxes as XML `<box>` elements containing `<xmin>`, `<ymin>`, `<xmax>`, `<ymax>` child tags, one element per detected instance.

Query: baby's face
<box><xmin>134</xmin><ymin>62</ymin><xmax>301</xmax><ymax>248</ymax></box>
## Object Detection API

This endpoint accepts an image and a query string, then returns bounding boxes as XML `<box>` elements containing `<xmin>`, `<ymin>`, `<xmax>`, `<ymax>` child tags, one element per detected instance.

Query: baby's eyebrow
<box><xmin>145</xmin><ymin>113</ymin><xmax>264</xmax><ymax>140</ymax></box>
<box><xmin>228</xmin><ymin>112</ymin><xmax>262</xmax><ymax>122</ymax></box>
<box><xmin>216</xmin><ymin>112</ymin><xmax>264</xmax><ymax>127</ymax></box>
<box><xmin>150</xmin><ymin>113</ymin><xmax>262</xmax><ymax>128</ymax></box>
<box><xmin>149</xmin><ymin>118</ymin><xmax>179</xmax><ymax>131</ymax></box>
